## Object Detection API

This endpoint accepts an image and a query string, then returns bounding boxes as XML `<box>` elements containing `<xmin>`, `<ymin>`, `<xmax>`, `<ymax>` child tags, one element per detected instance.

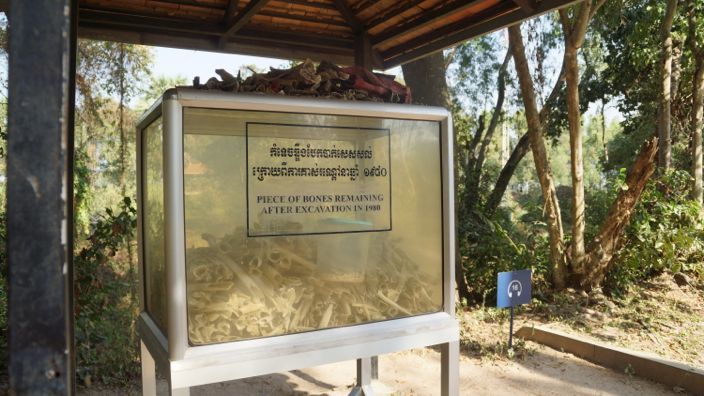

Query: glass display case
<box><xmin>136</xmin><ymin>88</ymin><xmax>458</xmax><ymax>393</ymax></box>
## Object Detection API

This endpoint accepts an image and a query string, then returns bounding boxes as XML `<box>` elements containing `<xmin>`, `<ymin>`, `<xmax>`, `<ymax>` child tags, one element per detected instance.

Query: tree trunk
<box><xmin>118</xmin><ymin>43</ymin><xmax>127</xmax><ymax>197</ymax></box>
<box><xmin>474</xmin><ymin>47</ymin><xmax>511</xmax><ymax>178</ymax></box>
<box><xmin>689</xmin><ymin>1</ymin><xmax>704</xmax><ymax>203</ymax></box>
<box><xmin>564</xmin><ymin>47</ymin><xmax>586</xmax><ymax>274</ymax></box>
<box><xmin>559</xmin><ymin>3</ymin><xmax>592</xmax><ymax>274</ymax></box>
<box><xmin>485</xmin><ymin>133</ymin><xmax>530</xmax><ymax>215</ymax></box>
<box><xmin>463</xmin><ymin>115</ymin><xmax>486</xmax><ymax>213</ymax></box>
<box><xmin>692</xmin><ymin>55</ymin><xmax>704</xmax><ymax>203</ymax></box>
<box><xmin>580</xmin><ymin>138</ymin><xmax>658</xmax><ymax>289</ymax></box>
<box><xmin>657</xmin><ymin>0</ymin><xmax>678</xmax><ymax>170</ymax></box>
<box><xmin>464</xmin><ymin>47</ymin><xmax>511</xmax><ymax>215</ymax></box>
<box><xmin>402</xmin><ymin>52</ymin><xmax>450</xmax><ymax>108</ymax></box>
<box><xmin>670</xmin><ymin>43</ymin><xmax>683</xmax><ymax>105</ymax></box>
<box><xmin>509</xmin><ymin>24</ymin><xmax>567</xmax><ymax>289</ymax></box>
<box><xmin>484</xmin><ymin>43</ymin><xmax>568</xmax><ymax>216</ymax></box>
<box><xmin>558</xmin><ymin>1</ymin><xmax>593</xmax><ymax>274</ymax></box>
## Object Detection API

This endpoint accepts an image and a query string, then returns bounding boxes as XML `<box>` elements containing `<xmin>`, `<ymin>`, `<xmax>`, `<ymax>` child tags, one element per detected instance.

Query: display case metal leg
<box><xmin>440</xmin><ymin>341</ymin><xmax>459</xmax><ymax>396</ymax></box>
<box><xmin>349</xmin><ymin>356</ymin><xmax>374</xmax><ymax>396</ymax></box>
<box><xmin>169</xmin><ymin>387</ymin><xmax>190</xmax><ymax>396</ymax></box>
<box><xmin>140</xmin><ymin>341</ymin><xmax>157</xmax><ymax>396</ymax></box>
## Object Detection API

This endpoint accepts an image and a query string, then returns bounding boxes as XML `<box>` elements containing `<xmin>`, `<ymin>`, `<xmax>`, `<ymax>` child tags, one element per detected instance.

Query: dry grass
<box><xmin>458</xmin><ymin>272</ymin><xmax>704</xmax><ymax>368</ymax></box>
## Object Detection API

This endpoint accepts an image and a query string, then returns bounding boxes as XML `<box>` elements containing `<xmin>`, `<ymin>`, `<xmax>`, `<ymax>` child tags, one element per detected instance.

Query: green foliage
<box><xmin>139</xmin><ymin>74</ymin><xmax>189</xmax><ymax>110</ymax></box>
<box><xmin>606</xmin><ymin>171</ymin><xmax>704</xmax><ymax>295</ymax></box>
<box><xmin>461</xmin><ymin>211</ymin><xmax>551</xmax><ymax>306</ymax></box>
<box><xmin>75</xmin><ymin>198</ymin><xmax>139</xmax><ymax>386</ymax></box>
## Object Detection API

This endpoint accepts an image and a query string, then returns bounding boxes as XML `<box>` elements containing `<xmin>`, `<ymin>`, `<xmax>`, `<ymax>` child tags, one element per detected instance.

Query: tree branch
<box><xmin>474</xmin><ymin>45</ymin><xmax>512</xmax><ymax>177</ymax></box>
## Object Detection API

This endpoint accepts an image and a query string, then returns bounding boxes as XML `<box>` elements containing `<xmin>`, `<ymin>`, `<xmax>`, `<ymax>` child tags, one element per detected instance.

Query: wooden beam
<box><xmin>258</xmin><ymin>10</ymin><xmax>349</xmax><ymax>28</ymax></box>
<box><xmin>223</xmin><ymin>0</ymin><xmax>239</xmax><ymax>22</ymax></box>
<box><xmin>218</xmin><ymin>0</ymin><xmax>270</xmax><ymax>48</ymax></box>
<box><xmin>79</xmin><ymin>15</ymin><xmax>352</xmax><ymax>51</ymax></box>
<box><xmin>332</xmin><ymin>0</ymin><xmax>363</xmax><ymax>33</ymax></box>
<box><xmin>383</xmin><ymin>1</ymin><xmax>516</xmax><ymax>59</ymax></box>
<box><xmin>511</xmin><ymin>0</ymin><xmax>537</xmax><ymax>12</ymax></box>
<box><xmin>383</xmin><ymin>0</ymin><xmax>580</xmax><ymax>68</ymax></box>
<box><xmin>365</xmin><ymin>0</ymin><xmax>425</xmax><ymax>31</ymax></box>
<box><xmin>153</xmin><ymin>0</ymin><xmax>228</xmax><ymax>10</ymax></box>
<box><xmin>80</xmin><ymin>8</ymin><xmax>223</xmax><ymax>36</ymax></box>
<box><xmin>285</xmin><ymin>0</ymin><xmax>339</xmax><ymax>11</ymax></box>
<box><xmin>351</xmin><ymin>0</ymin><xmax>374</xmax><ymax>14</ymax></box>
<box><xmin>372</xmin><ymin>0</ymin><xmax>485</xmax><ymax>47</ymax></box>
<box><xmin>237</xmin><ymin>27</ymin><xmax>353</xmax><ymax>50</ymax></box>
<box><xmin>78</xmin><ymin>23</ymin><xmax>354</xmax><ymax>64</ymax></box>
<box><xmin>354</xmin><ymin>32</ymin><xmax>373</xmax><ymax>69</ymax></box>
<box><xmin>80</xmin><ymin>9</ymin><xmax>354</xmax><ymax>50</ymax></box>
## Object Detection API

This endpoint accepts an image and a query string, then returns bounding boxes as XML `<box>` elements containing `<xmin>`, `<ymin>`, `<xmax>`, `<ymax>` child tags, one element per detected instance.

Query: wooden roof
<box><xmin>74</xmin><ymin>0</ymin><xmax>576</xmax><ymax>69</ymax></box>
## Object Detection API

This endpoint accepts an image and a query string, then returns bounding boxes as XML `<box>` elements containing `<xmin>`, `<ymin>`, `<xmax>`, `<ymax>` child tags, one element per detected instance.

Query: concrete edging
<box><xmin>515</xmin><ymin>325</ymin><xmax>704</xmax><ymax>395</ymax></box>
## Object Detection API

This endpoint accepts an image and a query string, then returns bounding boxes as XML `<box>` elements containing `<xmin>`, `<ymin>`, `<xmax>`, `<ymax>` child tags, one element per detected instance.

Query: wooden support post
<box><xmin>8</xmin><ymin>0</ymin><xmax>77</xmax><ymax>394</ymax></box>
<box><xmin>354</xmin><ymin>32</ymin><xmax>373</xmax><ymax>70</ymax></box>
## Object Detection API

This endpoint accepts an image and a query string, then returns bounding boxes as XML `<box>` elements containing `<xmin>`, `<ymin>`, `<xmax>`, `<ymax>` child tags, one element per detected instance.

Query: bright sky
<box><xmin>152</xmin><ymin>47</ymin><xmax>288</xmax><ymax>82</ymax></box>
<box><xmin>151</xmin><ymin>46</ymin><xmax>403</xmax><ymax>83</ymax></box>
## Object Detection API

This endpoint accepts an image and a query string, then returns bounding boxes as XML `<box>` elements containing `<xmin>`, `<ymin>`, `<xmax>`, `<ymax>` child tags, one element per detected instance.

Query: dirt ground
<box><xmin>79</xmin><ymin>273</ymin><xmax>702</xmax><ymax>395</ymax></box>
<box><xmin>80</xmin><ymin>342</ymin><xmax>681</xmax><ymax>395</ymax></box>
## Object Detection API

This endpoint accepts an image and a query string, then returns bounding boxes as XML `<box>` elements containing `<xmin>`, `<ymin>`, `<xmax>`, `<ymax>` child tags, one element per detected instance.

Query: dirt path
<box><xmin>82</xmin><ymin>341</ymin><xmax>681</xmax><ymax>395</ymax></box>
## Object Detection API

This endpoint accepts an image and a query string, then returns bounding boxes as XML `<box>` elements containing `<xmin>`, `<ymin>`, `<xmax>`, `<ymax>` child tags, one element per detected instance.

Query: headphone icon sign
<box><xmin>508</xmin><ymin>280</ymin><xmax>523</xmax><ymax>298</ymax></box>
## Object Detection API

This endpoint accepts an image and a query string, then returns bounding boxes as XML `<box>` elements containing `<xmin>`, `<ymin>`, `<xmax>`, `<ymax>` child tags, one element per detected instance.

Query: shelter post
<box><xmin>7</xmin><ymin>0</ymin><xmax>77</xmax><ymax>394</ymax></box>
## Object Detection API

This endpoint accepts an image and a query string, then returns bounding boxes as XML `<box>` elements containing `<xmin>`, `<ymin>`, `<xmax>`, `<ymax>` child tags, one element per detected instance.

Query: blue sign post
<box><xmin>497</xmin><ymin>269</ymin><xmax>532</xmax><ymax>348</ymax></box>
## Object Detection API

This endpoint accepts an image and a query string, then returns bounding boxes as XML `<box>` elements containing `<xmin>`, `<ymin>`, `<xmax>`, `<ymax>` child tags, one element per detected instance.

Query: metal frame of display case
<box><xmin>136</xmin><ymin>88</ymin><xmax>458</xmax><ymax>396</ymax></box>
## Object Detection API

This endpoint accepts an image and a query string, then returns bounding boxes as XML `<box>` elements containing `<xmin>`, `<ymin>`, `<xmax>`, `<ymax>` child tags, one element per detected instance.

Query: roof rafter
<box><xmin>155</xmin><ymin>0</ymin><xmax>228</xmax><ymax>10</ymax></box>
<box><xmin>332</xmin><ymin>0</ymin><xmax>363</xmax><ymax>33</ymax></box>
<box><xmin>365</xmin><ymin>0</ymin><xmax>425</xmax><ymax>31</ymax></box>
<box><xmin>79</xmin><ymin>23</ymin><xmax>354</xmax><ymax>65</ymax></box>
<box><xmin>223</xmin><ymin>0</ymin><xmax>239</xmax><ymax>22</ymax></box>
<box><xmin>68</xmin><ymin>0</ymin><xmax>581</xmax><ymax>70</ymax></box>
<box><xmin>383</xmin><ymin>0</ymin><xmax>580</xmax><ymax>68</ymax></box>
<box><xmin>258</xmin><ymin>10</ymin><xmax>349</xmax><ymax>28</ymax></box>
<box><xmin>511</xmin><ymin>0</ymin><xmax>537</xmax><ymax>12</ymax></box>
<box><xmin>371</xmin><ymin>0</ymin><xmax>485</xmax><ymax>48</ymax></box>
<box><xmin>80</xmin><ymin>8</ymin><xmax>223</xmax><ymax>36</ymax></box>
<box><xmin>218</xmin><ymin>0</ymin><xmax>271</xmax><ymax>49</ymax></box>
<box><xmin>284</xmin><ymin>0</ymin><xmax>339</xmax><ymax>11</ymax></box>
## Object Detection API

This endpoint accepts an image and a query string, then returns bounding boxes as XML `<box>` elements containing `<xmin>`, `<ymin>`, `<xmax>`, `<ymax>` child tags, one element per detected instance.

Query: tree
<box><xmin>688</xmin><ymin>0</ymin><xmax>704</xmax><ymax>203</ymax></box>
<box><xmin>657</xmin><ymin>0</ymin><xmax>679</xmax><ymax>170</ymax></box>
<box><xmin>510</xmin><ymin>0</ymin><xmax>661</xmax><ymax>290</ymax></box>
<box><xmin>558</xmin><ymin>1</ymin><xmax>604</xmax><ymax>274</ymax></box>
<box><xmin>449</xmin><ymin>23</ymin><xmax>569</xmax><ymax>300</ymax></box>
<box><xmin>509</xmin><ymin>24</ymin><xmax>568</xmax><ymax>288</ymax></box>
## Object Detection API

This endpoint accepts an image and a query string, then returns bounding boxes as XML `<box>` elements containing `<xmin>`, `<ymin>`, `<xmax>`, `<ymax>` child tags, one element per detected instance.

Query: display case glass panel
<box><xmin>142</xmin><ymin>116</ymin><xmax>168</xmax><ymax>333</ymax></box>
<box><xmin>182</xmin><ymin>107</ymin><xmax>444</xmax><ymax>345</ymax></box>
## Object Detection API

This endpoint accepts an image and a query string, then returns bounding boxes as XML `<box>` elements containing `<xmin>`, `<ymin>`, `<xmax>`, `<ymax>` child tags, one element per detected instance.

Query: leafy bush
<box><xmin>605</xmin><ymin>170</ymin><xmax>704</xmax><ymax>295</ymax></box>
<box><xmin>461</xmin><ymin>211</ymin><xmax>551</xmax><ymax>306</ymax></box>
<box><xmin>75</xmin><ymin>197</ymin><xmax>138</xmax><ymax>386</ymax></box>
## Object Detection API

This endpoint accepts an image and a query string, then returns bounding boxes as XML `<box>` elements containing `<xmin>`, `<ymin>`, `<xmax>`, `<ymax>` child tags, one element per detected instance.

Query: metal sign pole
<box><xmin>509</xmin><ymin>306</ymin><xmax>514</xmax><ymax>348</ymax></box>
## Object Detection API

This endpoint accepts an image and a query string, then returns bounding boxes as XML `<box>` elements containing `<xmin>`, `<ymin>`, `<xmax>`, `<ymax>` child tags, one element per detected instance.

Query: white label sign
<box><xmin>246</xmin><ymin>122</ymin><xmax>391</xmax><ymax>236</ymax></box>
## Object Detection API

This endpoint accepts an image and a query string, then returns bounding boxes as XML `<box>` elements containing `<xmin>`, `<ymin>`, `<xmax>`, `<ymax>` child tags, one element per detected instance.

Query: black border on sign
<box><xmin>245</xmin><ymin>121</ymin><xmax>392</xmax><ymax>238</ymax></box>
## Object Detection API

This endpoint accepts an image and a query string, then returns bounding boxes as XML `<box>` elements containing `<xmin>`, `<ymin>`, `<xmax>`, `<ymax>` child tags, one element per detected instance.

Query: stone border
<box><xmin>516</xmin><ymin>325</ymin><xmax>704</xmax><ymax>395</ymax></box>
